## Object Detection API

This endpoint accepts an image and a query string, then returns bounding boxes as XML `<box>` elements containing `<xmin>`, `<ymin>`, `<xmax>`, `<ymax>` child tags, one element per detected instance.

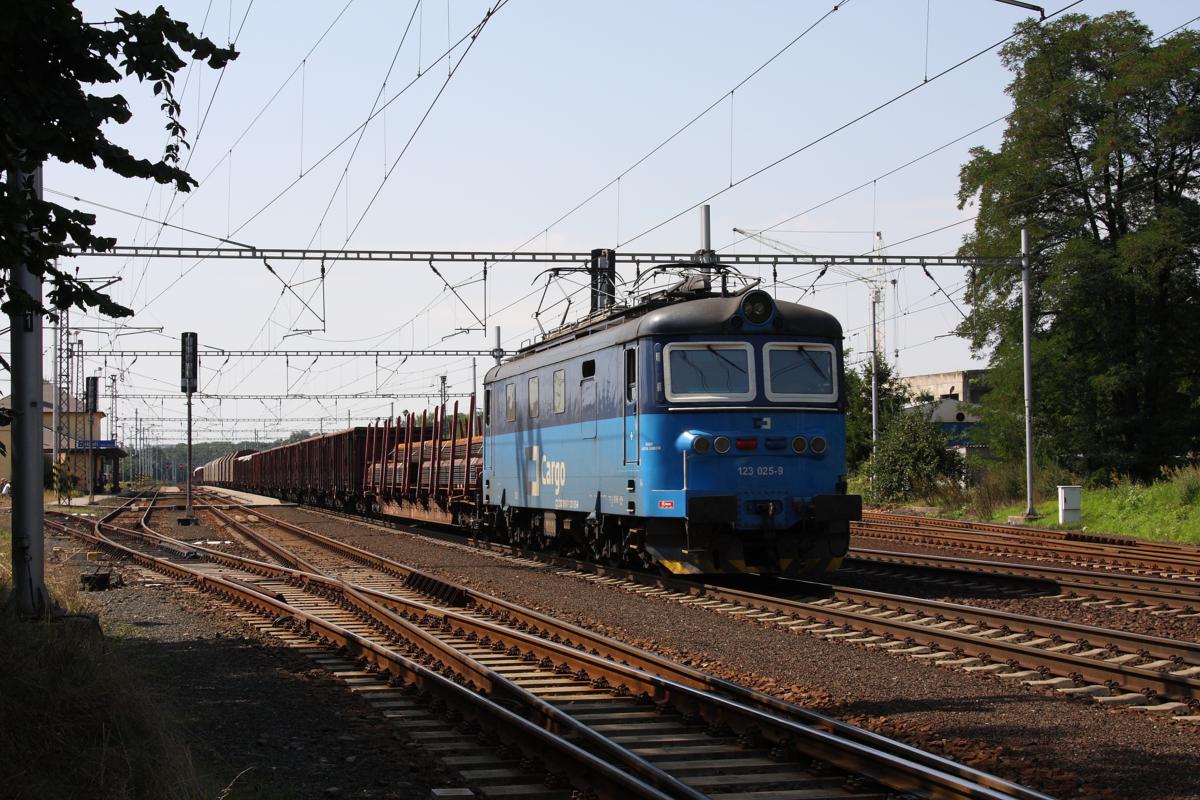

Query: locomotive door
<box><xmin>623</xmin><ymin>346</ymin><xmax>639</xmax><ymax>464</ymax></box>
<box><xmin>581</xmin><ymin>378</ymin><xmax>596</xmax><ymax>439</ymax></box>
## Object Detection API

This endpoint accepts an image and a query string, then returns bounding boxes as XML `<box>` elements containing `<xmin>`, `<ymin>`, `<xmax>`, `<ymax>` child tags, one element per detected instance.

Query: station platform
<box><xmin>199</xmin><ymin>486</ymin><xmax>287</xmax><ymax>506</ymax></box>
<box><xmin>61</xmin><ymin>494</ymin><xmax>118</xmax><ymax>507</ymax></box>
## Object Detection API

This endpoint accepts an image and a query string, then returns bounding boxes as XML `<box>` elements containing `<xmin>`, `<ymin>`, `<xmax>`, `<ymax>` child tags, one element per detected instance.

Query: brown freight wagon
<box><xmin>362</xmin><ymin>399</ymin><xmax>482</xmax><ymax>526</ymax></box>
<box><xmin>249</xmin><ymin>428</ymin><xmax>369</xmax><ymax>507</ymax></box>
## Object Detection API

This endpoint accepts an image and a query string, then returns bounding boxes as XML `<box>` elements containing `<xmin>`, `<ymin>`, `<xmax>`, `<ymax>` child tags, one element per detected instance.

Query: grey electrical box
<box><xmin>1058</xmin><ymin>485</ymin><xmax>1081</xmax><ymax>525</ymax></box>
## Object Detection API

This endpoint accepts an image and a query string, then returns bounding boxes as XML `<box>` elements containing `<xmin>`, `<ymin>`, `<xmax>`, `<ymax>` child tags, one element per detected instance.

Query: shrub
<box><xmin>866</xmin><ymin>411</ymin><xmax>965</xmax><ymax>505</ymax></box>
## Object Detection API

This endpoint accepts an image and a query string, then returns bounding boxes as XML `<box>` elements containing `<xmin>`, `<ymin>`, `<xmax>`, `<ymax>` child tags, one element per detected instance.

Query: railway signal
<box><xmin>180</xmin><ymin>332</ymin><xmax>198</xmax><ymax>524</ymax></box>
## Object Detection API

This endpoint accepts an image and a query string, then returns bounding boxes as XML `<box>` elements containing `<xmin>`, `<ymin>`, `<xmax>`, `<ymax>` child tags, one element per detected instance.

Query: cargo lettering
<box><xmin>541</xmin><ymin>455</ymin><xmax>567</xmax><ymax>496</ymax></box>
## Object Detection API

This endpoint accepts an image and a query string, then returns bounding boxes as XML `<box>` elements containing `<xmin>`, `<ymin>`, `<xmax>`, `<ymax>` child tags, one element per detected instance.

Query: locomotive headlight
<box><xmin>741</xmin><ymin>289</ymin><xmax>774</xmax><ymax>325</ymax></box>
<box><xmin>810</xmin><ymin>436</ymin><xmax>828</xmax><ymax>455</ymax></box>
<box><xmin>693</xmin><ymin>436</ymin><xmax>712</xmax><ymax>454</ymax></box>
<box><xmin>713</xmin><ymin>435</ymin><xmax>731</xmax><ymax>454</ymax></box>
<box><xmin>791</xmin><ymin>435</ymin><xmax>808</xmax><ymax>454</ymax></box>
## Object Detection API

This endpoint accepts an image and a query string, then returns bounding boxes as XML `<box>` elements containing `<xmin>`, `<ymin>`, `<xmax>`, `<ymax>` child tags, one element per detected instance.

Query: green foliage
<box><xmin>866</xmin><ymin>411</ymin><xmax>965</xmax><ymax>505</ymax></box>
<box><xmin>959</xmin><ymin>455</ymin><xmax>1077</xmax><ymax>518</ymax></box>
<box><xmin>956</xmin><ymin>12</ymin><xmax>1200</xmax><ymax>480</ymax></box>
<box><xmin>843</xmin><ymin>353</ymin><xmax>909</xmax><ymax>472</ymax></box>
<box><xmin>0</xmin><ymin>2</ymin><xmax>237</xmax><ymax>320</ymax></box>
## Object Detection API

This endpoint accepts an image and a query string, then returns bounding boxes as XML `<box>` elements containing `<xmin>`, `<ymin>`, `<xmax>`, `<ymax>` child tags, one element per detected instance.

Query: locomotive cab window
<box><xmin>484</xmin><ymin>389</ymin><xmax>491</xmax><ymax>427</ymax></box>
<box><xmin>505</xmin><ymin>383</ymin><xmax>516</xmax><ymax>422</ymax></box>
<box><xmin>582</xmin><ymin>359</ymin><xmax>595</xmax><ymax>379</ymax></box>
<box><xmin>764</xmin><ymin>343</ymin><xmax>837</xmax><ymax>402</ymax></box>
<box><xmin>663</xmin><ymin>342</ymin><xmax>755</xmax><ymax>402</ymax></box>
<box><xmin>528</xmin><ymin>376</ymin><xmax>540</xmax><ymax>418</ymax></box>
<box><xmin>553</xmin><ymin>369</ymin><xmax>566</xmax><ymax>413</ymax></box>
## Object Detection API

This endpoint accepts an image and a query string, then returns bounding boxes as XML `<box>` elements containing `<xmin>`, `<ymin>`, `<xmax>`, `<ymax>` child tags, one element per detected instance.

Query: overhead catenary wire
<box><xmin>215</xmin><ymin>2</ymin><xmax>507</xmax><ymax>401</ymax></box>
<box><xmin>618</xmin><ymin>0</ymin><xmax>1085</xmax><ymax>249</ymax></box>
<box><xmin>129</xmin><ymin>3</ymin><xmax>504</xmax><ymax>324</ymax></box>
<box><xmin>510</xmin><ymin>2</ymin><xmax>851</xmax><ymax>253</ymax></box>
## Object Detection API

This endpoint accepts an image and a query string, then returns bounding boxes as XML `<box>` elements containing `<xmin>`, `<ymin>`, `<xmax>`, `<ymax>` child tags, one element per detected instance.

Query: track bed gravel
<box><xmin>268</xmin><ymin>506</ymin><xmax>1200</xmax><ymax>800</ymax></box>
<box><xmin>48</xmin><ymin>527</ymin><xmax>456</xmax><ymax>800</ymax></box>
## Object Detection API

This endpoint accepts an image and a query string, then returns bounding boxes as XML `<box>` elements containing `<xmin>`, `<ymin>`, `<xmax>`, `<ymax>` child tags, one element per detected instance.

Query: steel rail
<box><xmin>62</xmin><ymin>499</ymin><xmax>682</xmax><ymax>800</ymax></box>
<box><xmin>262</xmin><ymin>496</ymin><xmax>1200</xmax><ymax>707</ymax></box>
<box><xmin>855</xmin><ymin>517</ymin><xmax>1200</xmax><ymax>577</ymax></box>
<box><xmin>202</xmin><ymin>492</ymin><xmax>1049</xmax><ymax>800</ymax></box>
<box><xmin>769</xmin><ymin>579</ymin><xmax>1200</xmax><ymax>707</ymax></box>
<box><xmin>847</xmin><ymin>549</ymin><xmax>1200</xmax><ymax>610</ymax></box>
<box><xmin>865</xmin><ymin>511</ymin><xmax>1200</xmax><ymax>557</ymax></box>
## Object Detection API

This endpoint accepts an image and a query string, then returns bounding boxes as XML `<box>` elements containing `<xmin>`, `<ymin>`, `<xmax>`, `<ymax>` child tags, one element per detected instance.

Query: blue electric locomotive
<box><xmin>481</xmin><ymin>281</ymin><xmax>861</xmax><ymax>577</ymax></box>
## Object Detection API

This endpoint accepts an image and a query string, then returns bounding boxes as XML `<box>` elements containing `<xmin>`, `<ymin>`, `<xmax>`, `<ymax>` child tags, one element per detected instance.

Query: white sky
<box><xmin>20</xmin><ymin>0</ymin><xmax>1191</xmax><ymax>444</ymax></box>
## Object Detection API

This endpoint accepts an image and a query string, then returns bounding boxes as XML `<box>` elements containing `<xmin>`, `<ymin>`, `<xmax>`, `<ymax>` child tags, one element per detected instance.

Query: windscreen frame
<box><xmin>763</xmin><ymin>341</ymin><xmax>839</xmax><ymax>403</ymax></box>
<box><xmin>663</xmin><ymin>340</ymin><xmax>756</xmax><ymax>403</ymax></box>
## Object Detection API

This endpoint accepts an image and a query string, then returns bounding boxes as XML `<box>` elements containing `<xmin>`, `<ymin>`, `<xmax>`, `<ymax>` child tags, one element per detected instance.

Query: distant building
<box><xmin>900</xmin><ymin>370</ymin><xmax>990</xmax><ymax>457</ymax></box>
<box><xmin>899</xmin><ymin>369</ymin><xmax>990</xmax><ymax>404</ymax></box>
<box><xmin>0</xmin><ymin>380</ymin><xmax>126</xmax><ymax>491</ymax></box>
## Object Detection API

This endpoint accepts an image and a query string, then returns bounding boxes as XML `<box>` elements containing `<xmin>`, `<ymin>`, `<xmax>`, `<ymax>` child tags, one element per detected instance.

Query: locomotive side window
<box><xmin>553</xmin><ymin>369</ymin><xmax>566</xmax><ymax>413</ymax></box>
<box><xmin>624</xmin><ymin>349</ymin><xmax>637</xmax><ymax>402</ymax></box>
<box><xmin>764</xmin><ymin>343</ymin><xmax>837</xmax><ymax>402</ymax></box>
<box><xmin>528</xmin><ymin>376</ymin><xmax>540</xmax><ymax>418</ymax></box>
<box><xmin>484</xmin><ymin>389</ymin><xmax>491</xmax><ymax>426</ymax></box>
<box><xmin>505</xmin><ymin>383</ymin><xmax>516</xmax><ymax>422</ymax></box>
<box><xmin>582</xmin><ymin>359</ymin><xmax>595</xmax><ymax>379</ymax></box>
<box><xmin>663</xmin><ymin>342</ymin><xmax>755</xmax><ymax>402</ymax></box>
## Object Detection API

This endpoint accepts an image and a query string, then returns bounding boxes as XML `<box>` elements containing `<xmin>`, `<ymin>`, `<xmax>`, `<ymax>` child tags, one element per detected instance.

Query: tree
<box><xmin>0</xmin><ymin>2</ymin><xmax>237</xmax><ymax>325</ymax></box>
<box><xmin>866</xmin><ymin>410</ymin><xmax>965</xmax><ymax>505</ymax></box>
<box><xmin>843</xmin><ymin>353</ymin><xmax>910</xmax><ymax>473</ymax></box>
<box><xmin>956</xmin><ymin>12</ymin><xmax>1200</xmax><ymax>481</ymax></box>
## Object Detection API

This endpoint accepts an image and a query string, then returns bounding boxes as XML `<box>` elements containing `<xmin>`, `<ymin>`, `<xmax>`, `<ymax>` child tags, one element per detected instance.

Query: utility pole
<box><xmin>1021</xmin><ymin>229</ymin><xmax>1037</xmax><ymax>518</ymax></box>
<box><xmin>439</xmin><ymin>375</ymin><xmax>448</xmax><ymax>407</ymax></box>
<box><xmin>7</xmin><ymin>164</ymin><xmax>47</xmax><ymax>615</ymax></box>
<box><xmin>51</xmin><ymin>320</ymin><xmax>60</xmax><ymax>499</ymax></box>
<box><xmin>869</xmin><ymin>288</ymin><xmax>880</xmax><ymax>445</ymax></box>
<box><xmin>74</xmin><ymin>334</ymin><xmax>83</xmax><ymax>489</ymax></box>
<box><xmin>181</xmin><ymin>331</ymin><xmax>198</xmax><ymax>523</ymax></box>
<box><xmin>85</xmin><ymin>375</ymin><xmax>98</xmax><ymax>504</ymax></box>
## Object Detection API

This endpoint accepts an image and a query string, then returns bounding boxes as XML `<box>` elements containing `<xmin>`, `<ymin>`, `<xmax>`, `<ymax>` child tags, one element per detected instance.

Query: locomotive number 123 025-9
<box><xmin>737</xmin><ymin>465</ymin><xmax>785</xmax><ymax>477</ymax></box>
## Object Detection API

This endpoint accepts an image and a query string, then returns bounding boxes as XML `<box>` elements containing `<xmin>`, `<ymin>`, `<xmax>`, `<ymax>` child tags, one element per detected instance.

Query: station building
<box><xmin>899</xmin><ymin>369</ymin><xmax>990</xmax><ymax>456</ymax></box>
<box><xmin>0</xmin><ymin>380</ymin><xmax>126</xmax><ymax>492</ymax></box>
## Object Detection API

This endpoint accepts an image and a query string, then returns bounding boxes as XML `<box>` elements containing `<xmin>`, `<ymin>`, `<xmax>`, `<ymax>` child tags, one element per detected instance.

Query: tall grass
<box><xmin>979</xmin><ymin>460</ymin><xmax>1200</xmax><ymax>543</ymax></box>
<box><xmin>0</xmin><ymin>525</ymin><xmax>203</xmax><ymax>799</ymax></box>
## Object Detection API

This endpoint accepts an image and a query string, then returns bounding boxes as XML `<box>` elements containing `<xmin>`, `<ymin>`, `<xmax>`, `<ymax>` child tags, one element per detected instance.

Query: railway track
<box><xmin>250</xmin><ymin>491</ymin><xmax>1200</xmax><ymax>719</ymax></box>
<box><xmin>855</xmin><ymin>513</ymin><xmax>1200</xmax><ymax>580</ymax></box>
<box><xmin>845</xmin><ymin>548</ymin><xmax>1200</xmax><ymax>613</ymax></box>
<box><xmin>53</xmin><ymin>491</ymin><xmax>1047</xmax><ymax>800</ymax></box>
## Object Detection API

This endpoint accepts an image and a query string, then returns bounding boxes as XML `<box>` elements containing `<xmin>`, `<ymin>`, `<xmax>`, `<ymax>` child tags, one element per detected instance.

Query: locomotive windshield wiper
<box><xmin>706</xmin><ymin>345</ymin><xmax>746</xmax><ymax>374</ymax></box>
<box><xmin>774</xmin><ymin>346</ymin><xmax>830</xmax><ymax>386</ymax></box>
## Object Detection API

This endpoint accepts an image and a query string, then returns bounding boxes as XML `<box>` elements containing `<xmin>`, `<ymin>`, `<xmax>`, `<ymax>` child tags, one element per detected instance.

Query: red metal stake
<box><xmin>449</xmin><ymin>400</ymin><xmax>459</xmax><ymax>500</ymax></box>
<box><xmin>417</xmin><ymin>410</ymin><xmax>427</xmax><ymax>497</ymax></box>
<box><xmin>464</xmin><ymin>393</ymin><xmax>475</xmax><ymax>499</ymax></box>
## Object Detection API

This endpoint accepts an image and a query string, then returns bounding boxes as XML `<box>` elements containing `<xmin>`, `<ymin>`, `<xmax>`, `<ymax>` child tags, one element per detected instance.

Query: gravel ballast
<box><xmin>46</xmin><ymin>527</ymin><xmax>458</xmax><ymax>800</ymax></box>
<box><xmin>263</xmin><ymin>505</ymin><xmax>1200</xmax><ymax>800</ymax></box>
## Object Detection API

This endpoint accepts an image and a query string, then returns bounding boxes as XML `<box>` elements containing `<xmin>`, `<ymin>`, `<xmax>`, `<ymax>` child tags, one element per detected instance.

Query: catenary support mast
<box><xmin>7</xmin><ymin>165</ymin><xmax>47</xmax><ymax>615</ymax></box>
